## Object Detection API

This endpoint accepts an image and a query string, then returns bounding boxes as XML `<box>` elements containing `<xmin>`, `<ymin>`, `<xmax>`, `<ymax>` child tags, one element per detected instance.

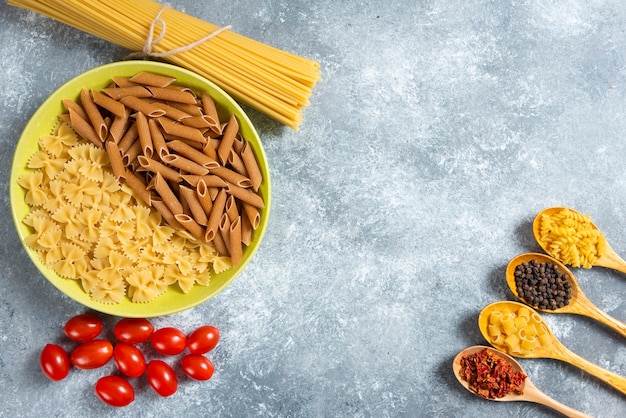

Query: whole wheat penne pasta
<box><xmin>179</xmin><ymin>185</ymin><xmax>208</xmax><ymax>226</ymax></box>
<box><xmin>211</xmin><ymin>227</ymin><xmax>229</xmax><ymax>256</ymax></box>
<box><xmin>130</xmin><ymin>72</ymin><xmax>176</xmax><ymax>88</ymax></box>
<box><xmin>242</xmin><ymin>202</ymin><xmax>261</xmax><ymax>229</ymax></box>
<box><xmin>167</xmin><ymin>140</ymin><xmax>220</xmax><ymax>169</ymax></box>
<box><xmin>218</xmin><ymin>213</ymin><xmax>231</xmax><ymax>254</ymax></box>
<box><xmin>205</xmin><ymin>188</ymin><xmax>227</xmax><ymax>242</ymax></box>
<box><xmin>211</xmin><ymin>166</ymin><xmax>252</xmax><ymax>188</ymax></box>
<box><xmin>229</xmin><ymin>217</ymin><xmax>243</xmax><ymax>266</ymax></box>
<box><xmin>163</xmin><ymin>134</ymin><xmax>204</xmax><ymax>149</ymax></box>
<box><xmin>162</xmin><ymin>154</ymin><xmax>210</xmax><ymax>175</ymax></box>
<box><xmin>158</xmin><ymin>117</ymin><xmax>206</xmax><ymax>143</ymax></box>
<box><xmin>166</xmin><ymin>101</ymin><xmax>203</xmax><ymax>117</ymax></box>
<box><xmin>108</xmin><ymin>107</ymin><xmax>130</xmax><ymax>143</ymax></box>
<box><xmin>182</xmin><ymin>175</ymin><xmax>227</xmax><ymax>188</ymax></box>
<box><xmin>148</xmin><ymin>118</ymin><xmax>169</xmax><ymax>160</ymax></box>
<box><xmin>106</xmin><ymin>140</ymin><xmax>125</xmax><ymax>182</ymax></box>
<box><xmin>225</xmin><ymin>194</ymin><xmax>239</xmax><ymax>223</ymax></box>
<box><xmin>203</xmin><ymin>141</ymin><xmax>218</xmax><ymax>161</ymax></box>
<box><xmin>227</xmin><ymin>149</ymin><xmax>248</xmax><ymax>176</ymax></box>
<box><xmin>123</xmin><ymin>140</ymin><xmax>142</xmax><ymax>167</ymax></box>
<box><xmin>217</xmin><ymin>114</ymin><xmax>239</xmax><ymax>165</ymax></box>
<box><xmin>174</xmin><ymin>213</ymin><xmax>206</xmax><ymax>241</ymax></box>
<box><xmin>118</xmin><ymin>121</ymin><xmax>138</xmax><ymax>153</ymax></box>
<box><xmin>62</xmin><ymin>99</ymin><xmax>87</xmax><ymax>120</ymax></box>
<box><xmin>153</xmin><ymin>101</ymin><xmax>192</xmax><ymax>122</ymax></box>
<box><xmin>241</xmin><ymin>142</ymin><xmax>263</xmax><ymax>191</ymax></box>
<box><xmin>81</xmin><ymin>88</ymin><xmax>107</xmax><ymax>142</ymax></box>
<box><xmin>208</xmin><ymin>187</ymin><xmax>219</xmax><ymax>201</ymax></box>
<box><xmin>111</xmin><ymin>77</ymin><xmax>139</xmax><ymax>88</ymax></box>
<box><xmin>196</xmin><ymin>179</ymin><xmax>213</xmax><ymax>214</ymax></box>
<box><xmin>181</xmin><ymin>115</ymin><xmax>212</xmax><ymax>129</ymax></box>
<box><xmin>147</xmin><ymin>86</ymin><xmax>197</xmax><ymax>104</ymax></box>
<box><xmin>226</xmin><ymin>182</ymin><xmax>265</xmax><ymax>208</ymax></box>
<box><xmin>201</xmin><ymin>93</ymin><xmax>221</xmax><ymax>134</ymax></box>
<box><xmin>136</xmin><ymin>112</ymin><xmax>154</xmax><ymax>159</ymax></box>
<box><xmin>91</xmin><ymin>89</ymin><xmax>126</xmax><ymax>118</ymax></box>
<box><xmin>68</xmin><ymin>108</ymin><xmax>103</xmax><ymax>148</ymax></box>
<box><xmin>58</xmin><ymin>113</ymin><xmax>71</xmax><ymax>125</ymax></box>
<box><xmin>233</xmin><ymin>135</ymin><xmax>245</xmax><ymax>155</ymax></box>
<box><xmin>138</xmin><ymin>155</ymin><xmax>182</xmax><ymax>183</ymax></box>
<box><xmin>150</xmin><ymin>172</ymin><xmax>183</xmax><ymax>215</ymax></box>
<box><xmin>241</xmin><ymin>214</ymin><xmax>252</xmax><ymax>246</ymax></box>
<box><xmin>120</xmin><ymin>96</ymin><xmax>167</xmax><ymax>117</ymax></box>
<box><xmin>102</xmin><ymin>85</ymin><xmax>151</xmax><ymax>100</ymax></box>
<box><xmin>124</xmin><ymin>168</ymin><xmax>151</xmax><ymax>205</ymax></box>
<box><xmin>151</xmin><ymin>198</ymin><xmax>184</xmax><ymax>230</ymax></box>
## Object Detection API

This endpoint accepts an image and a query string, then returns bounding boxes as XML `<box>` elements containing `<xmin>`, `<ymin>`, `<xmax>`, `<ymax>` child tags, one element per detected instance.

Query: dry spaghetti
<box><xmin>8</xmin><ymin>0</ymin><xmax>321</xmax><ymax>130</ymax></box>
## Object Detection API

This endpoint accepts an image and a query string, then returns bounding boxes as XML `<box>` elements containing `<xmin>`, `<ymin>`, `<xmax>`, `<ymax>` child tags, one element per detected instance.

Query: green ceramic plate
<box><xmin>10</xmin><ymin>61</ymin><xmax>271</xmax><ymax>317</ymax></box>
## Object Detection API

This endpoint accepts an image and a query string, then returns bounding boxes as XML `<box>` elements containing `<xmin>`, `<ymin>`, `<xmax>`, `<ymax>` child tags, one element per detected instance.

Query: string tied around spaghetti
<box><xmin>126</xmin><ymin>6</ymin><xmax>231</xmax><ymax>60</ymax></box>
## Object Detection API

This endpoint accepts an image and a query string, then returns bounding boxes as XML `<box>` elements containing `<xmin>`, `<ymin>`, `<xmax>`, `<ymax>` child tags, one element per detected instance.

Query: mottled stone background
<box><xmin>1</xmin><ymin>1</ymin><xmax>625</xmax><ymax>417</ymax></box>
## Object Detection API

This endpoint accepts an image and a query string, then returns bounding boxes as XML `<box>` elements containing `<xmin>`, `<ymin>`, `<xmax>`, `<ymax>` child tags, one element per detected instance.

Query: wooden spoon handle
<box><xmin>557</xmin><ymin>346</ymin><xmax>626</xmax><ymax>395</ymax></box>
<box><xmin>574</xmin><ymin>294</ymin><xmax>626</xmax><ymax>338</ymax></box>
<box><xmin>524</xmin><ymin>381</ymin><xmax>593</xmax><ymax>418</ymax></box>
<box><xmin>596</xmin><ymin>247</ymin><xmax>626</xmax><ymax>274</ymax></box>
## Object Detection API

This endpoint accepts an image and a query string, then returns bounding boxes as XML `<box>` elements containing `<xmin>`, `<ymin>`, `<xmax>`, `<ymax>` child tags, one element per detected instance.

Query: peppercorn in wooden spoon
<box><xmin>533</xmin><ymin>206</ymin><xmax>626</xmax><ymax>274</ymax></box>
<box><xmin>479</xmin><ymin>301</ymin><xmax>626</xmax><ymax>396</ymax></box>
<box><xmin>505</xmin><ymin>253</ymin><xmax>626</xmax><ymax>338</ymax></box>
<box><xmin>453</xmin><ymin>345</ymin><xmax>592</xmax><ymax>418</ymax></box>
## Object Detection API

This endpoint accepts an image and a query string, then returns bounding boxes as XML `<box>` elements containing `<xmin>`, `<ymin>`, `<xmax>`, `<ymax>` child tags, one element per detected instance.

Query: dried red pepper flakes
<box><xmin>459</xmin><ymin>348</ymin><xmax>527</xmax><ymax>399</ymax></box>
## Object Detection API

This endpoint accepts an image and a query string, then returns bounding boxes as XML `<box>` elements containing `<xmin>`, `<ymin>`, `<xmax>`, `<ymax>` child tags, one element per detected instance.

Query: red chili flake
<box><xmin>459</xmin><ymin>348</ymin><xmax>527</xmax><ymax>399</ymax></box>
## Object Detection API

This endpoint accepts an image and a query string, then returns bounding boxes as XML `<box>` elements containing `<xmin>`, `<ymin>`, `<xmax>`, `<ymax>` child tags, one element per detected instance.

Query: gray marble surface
<box><xmin>1</xmin><ymin>1</ymin><xmax>625</xmax><ymax>417</ymax></box>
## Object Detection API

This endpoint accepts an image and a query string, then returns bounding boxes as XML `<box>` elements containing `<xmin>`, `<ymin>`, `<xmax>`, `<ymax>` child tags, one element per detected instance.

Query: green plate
<box><xmin>10</xmin><ymin>61</ymin><xmax>271</xmax><ymax>318</ymax></box>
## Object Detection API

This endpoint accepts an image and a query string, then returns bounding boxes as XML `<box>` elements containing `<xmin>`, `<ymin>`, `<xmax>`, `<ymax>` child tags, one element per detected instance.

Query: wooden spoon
<box><xmin>479</xmin><ymin>301</ymin><xmax>626</xmax><ymax>396</ymax></box>
<box><xmin>506</xmin><ymin>252</ymin><xmax>626</xmax><ymax>338</ymax></box>
<box><xmin>533</xmin><ymin>206</ymin><xmax>626</xmax><ymax>274</ymax></box>
<box><xmin>453</xmin><ymin>345</ymin><xmax>592</xmax><ymax>418</ymax></box>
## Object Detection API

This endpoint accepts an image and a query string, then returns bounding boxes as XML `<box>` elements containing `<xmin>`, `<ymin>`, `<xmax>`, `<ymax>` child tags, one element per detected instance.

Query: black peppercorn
<box><xmin>513</xmin><ymin>260</ymin><xmax>572</xmax><ymax>310</ymax></box>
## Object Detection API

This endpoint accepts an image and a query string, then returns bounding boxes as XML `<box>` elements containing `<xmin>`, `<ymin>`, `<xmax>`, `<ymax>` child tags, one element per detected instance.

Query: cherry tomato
<box><xmin>146</xmin><ymin>360</ymin><xmax>178</xmax><ymax>397</ymax></box>
<box><xmin>113</xmin><ymin>318</ymin><xmax>154</xmax><ymax>344</ymax></box>
<box><xmin>40</xmin><ymin>344</ymin><xmax>70</xmax><ymax>381</ymax></box>
<box><xmin>113</xmin><ymin>343</ymin><xmax>146</xmax><ymax>378</ymax></box>
<box><xmin>181</xmin><ymin>354</ymin><xmax>214</xmax><ymax>381</ymax></box>
<box><xmin>70</xmin><ymin>339</ymin><xmax>113</xmax><ymax>369</ymax></box>
<box><xmin>187</xmin><ymin>325</ymin><xmax>219</xmax><ymax>354</ymax></box>
<box><xmin>95</xmin><ymin>375</ymin><xmax>135</xmax><ymax>407</ymax></box>
<box><xmin>150</xmin><ymin>327</ymin><xmax>186</xmax><ymax>356</ymax></box>
<box><xmin>63</xmin><ymin>314</ymin><xmax>103</xmax><ymax>342</ymax></box>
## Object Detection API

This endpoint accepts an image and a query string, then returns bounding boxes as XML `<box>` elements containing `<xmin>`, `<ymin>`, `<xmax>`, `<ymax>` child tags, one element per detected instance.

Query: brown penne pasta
<box><xmin>211</xmin><ymin>227</ymin><xmax>229</xmax><ymax>256</ymax></box>
<box><xmin>218</xmin><ymin>213</ymin><xmax>231</xmax><ymax>254</ymax></box>
<box><xmin>242</xmin><ymin>202</ymin><xmax>261</xmax><ymax>229</ymax></box>
<box><xmin>196</xmin><ymin>179</ymin><xmax>213</xmax><ymax>215</ymax></box>
<box><xmin>158</xmin><ymin>117</ymin><xmax>206</xmax><ymax>143</ymax></box>
<box><xmin>124</xmin><ymin>168</ymin><xmax>151</xmax><ymax>205</ymax></box>
<box><xmin>130</xmin><ymin>72</ymin><xmax>176</xmax><ymax>88</ymax></box>
<box><xmin>120</xmin><ymin>96</ymin><xmax>167</xmax><ymax>118</ymax></box>
<box><xmin>153</xmin><ymin>101</ymin><xmax>193</xmax><ymax>122</ymax></box>
<box><xmin>211</xmin><ymin>166</ymin><xmax>252</xmax><ymax>188</ymax></box>
<box><xmin>241</xmin><ymin>214</ymin><xmax>252</xmax><ymax>246</ymax></box>
<box><xmin>225</xmin><ymin>181</ymin><xmax>265</xmax><ymax>209</ymax></box>
<box><xmin>167</xmin><ymin>140</ymin><xmax>220</xmax><ymax>169</ymax></box>
<box><xmin>81</xmin><ymin>88</ymin><xmax>107</xmax><ymax>142</ymax></box>
<box><xmin>68</xmin><ymin>108</ymin><xmax>103</xmax><ymax>148</ymax></box>
<box><xmin>106</xmin><ymin>140</ymin><xmax>125</xmax><ymax>182</ymax></box>
<box><xmin>108</xmin><ymin>107</ymin><xmax>130</xmax><ymax>143</ymax></box>
<box><xmin>111</xmin><ymin>77</ymin><xmax>139</xmax><ymax>88</ymax></box>
<box><xmin>136</xmin><ymin>111</ymin><xmax>154</xmax><ymax>159</ymax></box>
<box><xmin>150</xmin><ymin>172</ymin><xmax>183</xmax><ymax>215</ymax></box>
<box><xmin>181</xmin><ymin>175</ymin><xmax>227</xmax><ymax>188</ymax></box>
<box><xmin>148</xmin><ymin>118</ymin><xmax>169</xmax><ymax>160</ymax></box>
<box><xmin>180</xmin><ymin>115</ymin><xmax>212</xmax><ymax>129</ymax></box>
<box><xmin>91</xmin><ymin>89</ymin><xmax>127</xmax><ymax>118</ymax></box>
<box><xmin>151</xmin><ymin>198</ymin><xmax>184</xmax><ymax>230</ymax></box>
<box><xmin>123</xmin><ymin>140</ymin><xmax>142</xmax><ymax>167</ymax></box>
<box><xmin>147</xmin><ymin>86</ymin><xmax>197</xmax><ymax>104</ymax></box>
<box><xmin>225</xmin><ymin>194</ymin><xmax>239</xmax><ymax>223</ymax></box>
<box><xmin>205</xmin><ymin>188</ymin><xmax>227</xmax><ymax>242</ymax></box>
<box><xmin>179</xmin><ymin>185</ymin><xmax>208</xmax><ymax>226</ymax></box>
<box><xmin>102</xmin><ymin>85</ymin><xmax>151</xmax><ymax>100</ymax></box>
<box><xmin>118</xmin><ymin>121</ymin><xmax>138</xmax><ymax>153</ymax></box>
<box><xmin>229</xmin><ymin>216</ymin><xmax>243</xmax><ymax>266</ymax></box>
<box><xmin>201</xmin><ymin>93</ymin><xmax>221</xmax><ymax>134</ymax></box>
<box><xmin>240</xmin><ymin>142</ymin><xmax>263</xmax><ymax>192</ymax></box>
<box><xmin>137</xmin><ymin>155</ymin><xmax>182</xmax><ymax>183</ymax></box>
<box><xmin>227</xmin><ymin>148</ymin><xmax>248</xmax><ymax>176</ymax></box>
<box><xmin>174</xmin><ymin>213</ymin><xmax>206</xmax><ymax>241</ymax></box>
<box><xmin>62</xmin><ymin>98</ymin><xmax>88</xmax><ymax>121</ymax></box>
<box><xmin>166</xmin><ymin>101</ymin><xmax>203</xmax><ymax>117</ymax></box>
<box><xmin>217</xmin><ymin>114</ymin><xmax>239</xmax><ymax>165</ymax></box>
<box><xmin>161</xmin><ymin>154</ymin><xmax>210</xmax><ymax>176</ymax></box>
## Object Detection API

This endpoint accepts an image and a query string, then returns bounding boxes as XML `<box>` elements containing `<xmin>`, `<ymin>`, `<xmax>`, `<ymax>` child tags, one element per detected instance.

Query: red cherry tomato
<box><xmin>40</xmin><ymin>344</ymin><xmax>70</xmax><ymax>381</ymax></box>
<box><xmin>63</xmin><ymin>314</ymin><xmax>103</xmax><ymax>342</ymax></box>
<box><xmin>150</xmin><ymin>327</ymin><xmax>186</xmax><ymax>356</ymax></box>
<box><xmin>113</xmin><ymin>318</ymin><xmax>154</xmax><ymax>344</ymax></box>
<box><xmin>113</xmin><ymin>343</ymin><xmax>146</xmax><ymax>378</ymax></box>
<box><xmin>181</xmin><ymin>354</ymin><xmax>214</xmax><ymax>381</ymax></box>
<box><xmin>95</xmin><ymin>375</ymin><xmax>135</xmax><ymax>407</ymax></box>
<box><xmin>146</xmin><ymin>360</ymin><xmax>178</xmax><ymax>397</ymax></box>
<box><xmin>70</xmin><ymin>339</ymin><xmax>113</xmax><ymax>369</ymax></box>
<box><xmin>187</xmin><ymin>325</ymin><xmax>219</xmax><ymax>354</ymax></box>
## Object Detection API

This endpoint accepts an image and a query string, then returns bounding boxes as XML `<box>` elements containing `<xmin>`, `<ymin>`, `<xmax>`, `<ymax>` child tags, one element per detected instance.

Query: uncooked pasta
<box><xmin>8</xmin><ymin>0</ymin><xmax>321</xmax><ymax>130</ymax></box>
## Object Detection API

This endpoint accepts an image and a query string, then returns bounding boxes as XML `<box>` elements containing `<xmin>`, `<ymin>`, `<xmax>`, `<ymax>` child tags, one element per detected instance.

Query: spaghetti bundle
<box><xmin>8</xmin><ymin>0</ymin><xmax>321</xmax><ymax>130</ymax></box>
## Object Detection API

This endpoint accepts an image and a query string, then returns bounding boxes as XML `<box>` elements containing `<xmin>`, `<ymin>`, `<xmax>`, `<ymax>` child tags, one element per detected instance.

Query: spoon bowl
<box><xmin>453</xmin><ymin>345</ymin><xmax>592</xmax><ymax>417</ymax></box>
<box><xmin>506</xmin><ymin>252</ymin><xmax>626</xmax><ymax>337</ymax></box>
<box><xmin>533</xmin><ymin>206</ymin><xmax>626</xmax><ymax>273</ymax></box>
<box><xmin>479</xmin><ymin>301</ymin><xmax>626</xmax><ymax>396</ymax></box>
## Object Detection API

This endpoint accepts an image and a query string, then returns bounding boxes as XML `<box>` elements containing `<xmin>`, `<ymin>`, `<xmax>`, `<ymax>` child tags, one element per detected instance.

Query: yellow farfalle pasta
<box><xmin>17</xmin><ymin>121</ymin><xmax>229</xmax><ymax>304</ymax></box>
